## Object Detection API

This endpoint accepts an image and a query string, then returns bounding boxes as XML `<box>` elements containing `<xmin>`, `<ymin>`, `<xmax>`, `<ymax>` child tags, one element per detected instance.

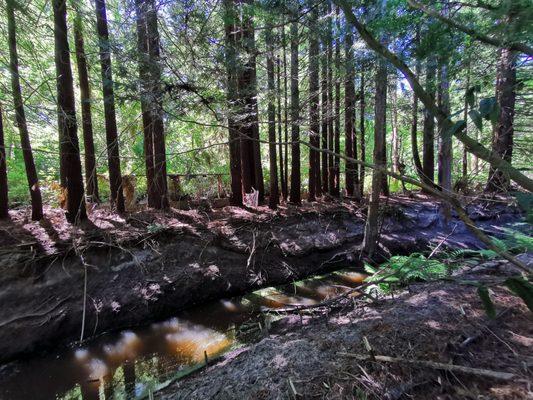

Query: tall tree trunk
<box><xmin>344</xmin><ymin>30</ymin><xmax>355</xmax><ymax>197</ymax></box>
<box><xmin>378</xmin><ymin>61</ymin><xmax>389</xmax><ymax>196</ymax></box>
<box><xmin>289</xmin><ymin>15</ymin><xmax>301</xmax><ymax>205</ymax></box>
<box><xmin>223</xmin><ymin>0</ymin><xmax>243</xmax><ymax>206</ymax></box>
<box><xmin>359</xmin><ymin>66</ymin><xmax>365</xmax><ymax>196</ymax></box>
<box><xmin>333</xmin><ymin>5</ymin><xmax>341</xmax><ymax>197</ymax></box>
<box><xmin>266</xmin><ymin>22</ymin><xmax>278</xmax><ymax>209</ymax></box>
<box><xmin>411</xmin><ymin>56</ymin><xmax>424</xmax><ymax>182</ymax></box>
<box><xmin>0</xmin><ymin>104</ymin><xmax>8</xmax><ymax>219</ymax></box>
<box><xmin>276</xmin><ymin>54</ymin><xmax>285</xmax><ymax>202</ymax></box>
<box><xmin>94</xmin><ymin>0</ymin><xmax>125</xmax><ymax>212</ymax></box>
<box><xmin>53</xmin><ymin>0</ymin><xmax>87</xmax><ymax>223</ymax></box>
<box><xmin>327</xmin><ymin>2</ymin><xmax>335</xmax><ymax>195</ymax></box>
<box><xmin>73</xmin><ymin>13</ymin><xmax>99</xmax><ymax>203</ymax></box>
<box><xmin>486</xmin><ymin>48</ymin><xmax>517</xmax><ymax>192</ymax></box>
<box><xmin>437</xmin><ymin>61</ymin><xmax>452</xmax><ymax>220</ymax></box>
<box><xmin>135</xmin><ymin>0</ymin><xmax>169</xmax><ymax>209</ymax></box>
<box><xmin>308</xmin><ymin>5</ymin><xmax>320</xmax><ymax>202</ymax></box>
<box><xmin>390</xmin><ymin>74</ymin><xmax>400</xmax><ymax>174</ymax></box>
<box><xmin>320</xmin><ymin>17</ymin><xmax>329</xmax><ymax>195</ymax></box>
<box><xmin>6</xmin><ymin>0</ymin><xmax>43</xmax><ymax>220</ymax></box>
<box><xmin>422</xmin><ymin>56</ymin><xmax>437</xmax><ymax>190</ymax></box>
<box><xmin>240</xmin><ymin>1</ymin><xmax>264</xmax><ymax>201</ymax></box>
<box><xmin>282</xmin><ymin>22</ymin><xmax>289</xmax><ymax>200</ymax></box>
<box><xmin>462</xmin><ymin>64</ymin><xmax>470</xmax><ymax>178</ymax></box>
<box><xmin>363</xmin><ymin>58</ymin><xmax>387</xmax><ymax>257</ymax></box>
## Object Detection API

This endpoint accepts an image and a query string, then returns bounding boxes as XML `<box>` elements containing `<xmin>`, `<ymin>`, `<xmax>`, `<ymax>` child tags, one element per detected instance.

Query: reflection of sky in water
<box><xmin>0</xmin><ymin>269</ymin><xmax>365</xmax><ymax>400</ymax></box>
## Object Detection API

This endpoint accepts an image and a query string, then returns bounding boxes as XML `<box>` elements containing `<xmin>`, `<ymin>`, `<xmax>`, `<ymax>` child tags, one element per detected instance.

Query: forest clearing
<box><xmin>0</xmin><ymin>0</ymin><xmax>532</xmax><ymax>398</ymax></box>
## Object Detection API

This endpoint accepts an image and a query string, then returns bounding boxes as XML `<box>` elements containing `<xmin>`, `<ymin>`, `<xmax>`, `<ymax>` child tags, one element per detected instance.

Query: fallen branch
<box><xmin>338</xmin><ymin>352</ymin><xmax>516</xmax><ymax>381</ymax></box>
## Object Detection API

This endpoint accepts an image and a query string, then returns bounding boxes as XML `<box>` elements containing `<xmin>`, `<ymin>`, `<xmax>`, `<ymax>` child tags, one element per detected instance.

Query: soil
<box><xmin>159</xmin><ymin>255</ymin><xmax>533</xmax><ymax>400</ymax></box>
<box><xmin>0</xmin><ymin>194</ymin><xmax>526</xmax><ymax>365</ymax></box>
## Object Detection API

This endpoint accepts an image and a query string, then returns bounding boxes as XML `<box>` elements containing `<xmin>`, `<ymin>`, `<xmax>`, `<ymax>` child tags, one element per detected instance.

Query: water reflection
<box><xmin>0</xmin><ymin>269</ymin><xmax>365</xmax><ymax>400</ymax></box>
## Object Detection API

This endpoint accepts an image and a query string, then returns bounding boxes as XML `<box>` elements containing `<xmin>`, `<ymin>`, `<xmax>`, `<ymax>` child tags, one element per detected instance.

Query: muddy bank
<box><xmin>159</xmin><ymin>255</ymin><xmax>533</xmax><ymax>400</ymax></box>
<box><xmin>0</xmin><ymin>195</ymin><xmax>524</xmax><ymax>362</ymax></box>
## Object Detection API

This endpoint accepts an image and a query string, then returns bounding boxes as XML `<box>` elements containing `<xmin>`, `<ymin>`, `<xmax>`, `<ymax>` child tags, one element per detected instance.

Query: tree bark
<box><xmin>390</xmin><ymin>74</ymin><xmax>400</xmax><ymax>174</ymax></box>
<box><xmin>7</xmin><ymin>0</ymin><xmax>43</xmax><ymax>221</ymax></box>
<box><xmin>308</xmin><ymin>5</ymin><xmax>320</xmax><ymax>202</ymax></box>
<box><xmin>437</xmin><ymin>61</ymin><xmax>452</xmax><ymax>220</ymax></box>
<box><xmin>411</xmin><ymin>56</ymin><xmax>424</xmax><ymax>182</ymax></box>
<box><xmin>344</xmin><ymin>30</ymin><xmax>356</xmax><ymax>197</ymax></box>
<box><xmin>289</xmin><ymin>15</ymin><xmax>301</xmax><ymax>205</ymax></box>
<box><xmin>223</xmin><ymin>0</ymin><xmax>243</xmax><ymax>206</ymax></box>
<box><xmin>94</xmin><ymin>0</ymin><xmax>125</xmax><ymax>212</ymax></box>
<box><xmin>266</xmin><ymin>22</ymin><xmax>278</xmax><ymax>209</ymax></box>
<box><xmin>462</xmin><ymin>63</ymin><xmax>470</xmax><ymax>178</ymax></box>
<box><xmin>53</xmin><ymin>0</ymin><xmax>87</xmax><ymax>223</ymax></box>
<box><xmin>0</xmin><ymin>104</ymin><xmax>8</xmax><ymax>219</ymax></box>
<box><xmin>135</xmin><ymin>0</ymin><xmax>169</xmax><ymax>209</ymax></box>
<box><xmin>359</xmin><ymin>66</ymin><xmax>365</xmax><ymax>196</ymax></box>
<box><xmin>73</xmin><ymin>13</ymin><xmax>99</xmax><ymax>203</ymax></box>
<box><xmin>333</xmin><ymin>5</ymin><xmax>341</xmax><ymax>197</ymax></box>
<box><xmin>422</xmin><ymin>57</ymin><xmax>437</xmax><ymax>190</ymax></box>
<box><xmin>486</xmin><ymin>48</ymin><xmax>517</xmax><ymax>192</ymax></box>
<box><xmin>282</xmin><ymin>22</ymin><xmax>289</xmax><ymax>200</ymax></box>
<box><xmin>276</xmin><ymin>54</ymin><xmax>285</xmax><ymax>202</ymax></box>
<box><xmin>363</xmin><ymin>58</ymin><xmax>387</xmax><ymax>257</ymax></box>
<box><xmin>327</xmin><ymin>2</ymin><xmax>335</xmax><ymax>196</ymax></box>
<box><xmin>320</xmin><ymin>10</ymin><xmax>329</xmax><ymax>195</ymax></box>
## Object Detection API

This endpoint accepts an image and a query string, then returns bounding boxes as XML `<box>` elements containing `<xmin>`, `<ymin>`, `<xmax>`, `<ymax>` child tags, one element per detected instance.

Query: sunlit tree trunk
<box><xmin>308</xmin><ymin>4</ymin><xmax>320</xmax><ymax>202</ymax></box>
<box><xmin>0</xmin><ymin>104</ymin><xmax>8</xmax><ymax>219</ymax></box>
<box><xmin>266</xmin><ymin>21</ymin><xmax>278</xmax><ymax>209</ymax></box>
<box><xmin>53</xmin><ymin>0</ymin><xmax>87</xmax><ymax>223</ymax></box>
<box><xmin>363</xmin><ymin>58</ymin><xmax>387</xmax><ymax>257</ymax></box>
<box><xmin>486</xmin><ymin>48</ymin><xmax>517</xmax><ymax>192</ymax></box>
<box><xmin>94</xmin><ymin>0</ymin><xmax>125</xmax><ymax>212</ymax></box>
<box><xmin>6</xmin><ymin>0</ymin><xmax>43</xmax><ymax>220</ymax></box>
<box><xmin>73</xmin><ymin>13</ymin><xmax>99</xmax><ymax>203</ymax></box>
<box><xmin>289</xmin><ymin>13</ymin><xmax>301</xmax><ymax>204</ymax></box>
<box><xmin>223</xmin><ymin>0</ymin><xmax>243</xmax><ymax>206</ymax></box>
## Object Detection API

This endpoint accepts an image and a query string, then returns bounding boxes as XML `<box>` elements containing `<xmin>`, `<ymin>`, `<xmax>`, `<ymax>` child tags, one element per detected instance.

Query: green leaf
<box><xmin>505</xmin><ymin>277</ymin><xmax>533</xmax><ymax>313</ymax></box>
<box><xmin>468</xmin><ymin>110</ymin><xmax>483</xmax><ymax>131</ymax></box>
<box><xmin>477</xmin><ymin>286</ymin><xmax>496</xmax><ymax>319</ymax></box>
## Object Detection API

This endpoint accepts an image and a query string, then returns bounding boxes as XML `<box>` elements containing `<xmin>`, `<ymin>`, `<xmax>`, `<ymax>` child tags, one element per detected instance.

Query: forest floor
<box><xmin>159</xmin><ymin>255</ymin><xmax>533</xmax><ymax>400</ymax></box>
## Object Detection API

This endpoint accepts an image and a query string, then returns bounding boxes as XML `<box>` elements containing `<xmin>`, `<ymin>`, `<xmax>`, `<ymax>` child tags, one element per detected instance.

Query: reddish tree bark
<box><xmin>53</xmin><ymin>0</ymin><xmax>87</xmax><ymax>223</ymax></box>
<box><xmin>94</xmin><ymin>0</ymin><xmax>125</xmax><ymax>212</ymax></box>
<box><xmin>6</xmin><ymin>0</ymin><xmax>43</xmax><ymax>220</ymax></box>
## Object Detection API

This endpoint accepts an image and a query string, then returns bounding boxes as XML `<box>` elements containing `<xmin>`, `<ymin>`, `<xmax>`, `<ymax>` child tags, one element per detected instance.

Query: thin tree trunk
<box><xmin>422</xmin><ymin>56</ymin><xmax>436</xmax><ymax>190</ymax></box>
<box><xmin>74</xmin><ymin>14</ymin><xmax>99</xmax><ymax>203</ymax></box>
<box><xmin>282</xmin><ymin>22</ymin><xmax>289</xmax><ymax>200</ymax></box>
<box><xmin>0</xmin><ymin>104</ymin><xmax>8</xmax><ymax>219</ymax></box>
<box><xmin>411</xmin><ymin>56</ymin><xmax>424</xmax><ymax>182</ymax></box>
<box><xmin>289</xmin><ymin>15</ymin><xmax>300</xmax><ymax>205</ymax></box>
<box><xmin>359</xmin><ymin>66</ymin><xmax>365</xmax><ymax>196</ymax></box>
<box><xmin>363</xmin><ymin>58</ymin><xmax>387</xmax><ymax>257</ymax></box>
<box><xmin>390</xmin><ymin>74</ymin><xmax>400</xmax><ymax>173</ymax></box>
<box><xmin>94</xmin><ymin>0</ymin><xmax>125</xmax><ymax>212</ymax></box>
<box><xmin>437</xmin><ymin>61</ymin><xmax>452</xmax><ymax>220</ymax></box>
<box><xmin>276</xmin><ymin>54</ymin><xmax>285</xmax><ymax>201</ymax></box>
<box><xmin>379</xmin><ymin>61</ymin><xmax>389</xmax><ymax>197</ymax></box>
<box><xmin>266</xmin><ymin>22</ymin><xmax>278</xmax><ymax>209</ymax></box>
<box><xmin>308</xmin><ymin>4</ymin><xmax>320</xmax><ymax>202</ymax></box>
<box><xmin>6</xmin><ymin>0</ymin><xmax>43</xmax><ymax>220</ymax></box>
<box><xmin>320</xmin><ymin>15</ymin><xmax>329</xmax><ymax>195</ymax></box>
<box><xmin>462</xmin><ymin>64</ymin><xmax>470</xmax><ymax>178</ymax></box>
<box><xmin>223</xmin><ymin>0</ymin><xmax>243</xmax><ymax>206</ymax></box>
<box><xmin>333</xmin><ymin>5</ymin><xmax>341</xmax><ymax>197</ymax></box>
<box><xmin>53</xmin><ymin>0</ymin><xmax>86</xmax><ymax>223</ymax></box>
<box><xmin>486</xmin><ymin>48</ymin><xmax>517</xmax><ymax>192</ymax></box>
<box><xmin>344</xmin><ymin>29</ymin><xmax>357</xmax><ymax>197</ymax></box>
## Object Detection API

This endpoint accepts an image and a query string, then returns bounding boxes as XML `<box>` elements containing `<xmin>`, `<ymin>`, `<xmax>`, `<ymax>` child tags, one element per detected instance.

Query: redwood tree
<box><xmin>289</xmin><ymin>15</ymin><xmax>301</xmax><ymax>204</ymax></box>
<box><xmin>73</xmin><ymin>12</ymin><xmax>99</xmax><ymax>203</ymax></box>
<box><xmin>344</xmin><ymin>29</ymin><xmax>356</xmax><ymax>197</ymax></box>
<box><xmin>308</xmin><ymin>5</ymin><xmax>320</xmax><ymax>202</ymax></box>
<box><xmin>53</xmin><ymin>0</ymin><xmax>87</xmax><ymax>223</ymax></box>
<box><xmin>266</xmin><ymin>21</ymin><xmax>279</xmax><ymax>209</ymax></box>
<box><xmin>6</xmin><ymin>0</ymin><xmax>43</xmax><ymax>220</ymax></box>
<box><xmin>422</xmin><ymin>57</ymin><xmax>437</xmax><ymax>189</ymax></box>
<box><xmin>94</xmin><ymin>0</ymin><xmax>125</xmax><ymax>212</ymax></box>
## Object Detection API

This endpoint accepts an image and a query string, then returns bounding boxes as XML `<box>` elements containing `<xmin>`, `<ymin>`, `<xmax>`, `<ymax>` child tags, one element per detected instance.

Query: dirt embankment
<box><xmin>159</xmin><ymin>255</ymin><xmax>532</xmax><ymax>400</ymax></box>
<box><xmin>0</xmin><ymin>195</ymin><xmax>524</xmax><ymax>362</ymax></box>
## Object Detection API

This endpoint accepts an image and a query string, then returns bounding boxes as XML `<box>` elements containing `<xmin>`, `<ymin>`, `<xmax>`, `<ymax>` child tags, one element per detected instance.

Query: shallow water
<box><xmin>0</xmin><ymin>270</ymin><xmax>366</xmax><ymax>400</ymax></box>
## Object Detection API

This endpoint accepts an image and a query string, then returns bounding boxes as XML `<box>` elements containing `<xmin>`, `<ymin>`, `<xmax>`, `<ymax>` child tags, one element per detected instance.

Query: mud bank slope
<box><xmin>0</xmin><ymin>196</ymin><xmax>524</xmax><ymax>362</ymax></box>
